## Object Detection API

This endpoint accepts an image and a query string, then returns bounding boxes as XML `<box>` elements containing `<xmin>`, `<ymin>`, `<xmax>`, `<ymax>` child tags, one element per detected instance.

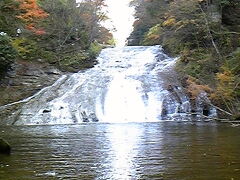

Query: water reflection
<box><xmin>106</xmin><ymin>124</ymin><xmax>144</xmax><ymax>179</ymax></box>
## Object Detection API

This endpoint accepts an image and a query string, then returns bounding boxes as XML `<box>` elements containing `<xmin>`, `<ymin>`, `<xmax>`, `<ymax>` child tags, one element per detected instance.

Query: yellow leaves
<box><xmin>145</xmin><ymin>24</ymin><xmax>161</xmax><ymax>40</ymax></box>
<box><xmin>162</xmin><ymin>17</ymin><xmax>176</xmax><ymax>27</ymax></box>
<box><xmin>143</xmin><ymin>24</ymin><xmax>161</xmax><ymax>44</ymax></box>
<box><xmin>211</xmin><ymin>68</ymin><xmax>235</xmax><ymax>101</ymax></box>
<box><xmin>216</xmin><ymin>70</ymin><xmax>234</xmax><ymax>84</ymax></box>
<box><xmin>11</xmin><ymin>38</ymin><xmax>30</xmax><ymax>56</ymax></box>
<box><xmin>147</xmin><ymin>34</ymin><xmax>160</xmax><ymax>40</ymax></box>
<box><xmin>186</xmin><ymin>76</ymin><xmax>212</xmax><ymax>100</ymax></box>
<box><xmin>216</xmin><ymin>69</ymin><xmax>235</xmax><ymax>93</ymax></box>
<box><xmin>174</xmin><ymin>19</ymin><xmax>198</xmax><ymax>32</ymax></box>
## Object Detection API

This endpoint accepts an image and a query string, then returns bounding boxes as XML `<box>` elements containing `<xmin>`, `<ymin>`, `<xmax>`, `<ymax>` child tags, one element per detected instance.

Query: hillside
<box><xmin>128</xmin><ymin>0</ymin><xmax>240</xmax><ymax>119</ymax></box>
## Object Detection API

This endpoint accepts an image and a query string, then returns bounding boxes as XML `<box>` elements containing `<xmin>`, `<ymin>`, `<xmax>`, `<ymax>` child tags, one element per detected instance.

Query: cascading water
<box><xmin>1</xmin><ymin>46</ymin><xmax>216</xmax><ymax>125</ymax></box>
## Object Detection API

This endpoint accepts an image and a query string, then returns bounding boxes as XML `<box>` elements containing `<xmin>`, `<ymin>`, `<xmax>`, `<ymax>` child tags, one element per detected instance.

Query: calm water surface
<box><xmin>0</xmin><ymin>122</ymin><xmax>240</xmax><ymax>180</ymax></box>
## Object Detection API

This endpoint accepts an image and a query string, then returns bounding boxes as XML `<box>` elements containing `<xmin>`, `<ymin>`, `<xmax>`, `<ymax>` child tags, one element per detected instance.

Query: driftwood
<box><xmin>189</xmin><ymin>112</ymin><xmax>240</xmax><ymax>128</ymax></box>
<box><xmin>188</xmin><ymin>112</ymin><xmax>229</xmax><ymax>122</ymax></box>
<box><xmin>208</xmin><ymin>103</ymin><xmax>233</xmax><ymax>116</ymax></box>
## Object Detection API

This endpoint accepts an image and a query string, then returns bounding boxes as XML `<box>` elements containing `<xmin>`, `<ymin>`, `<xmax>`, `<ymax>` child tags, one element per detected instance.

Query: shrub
<box><xmin>176</xmin><ymin>49</ymin><xmax>218</xmax><ymax>83</ymax></box>
<box><xmin>88</xmin><ymin>42</ymin><xmax>102</xmax><ymax>59</ymax></box>
<box><xmin>11</xmin><ymin>37</ymin><xmax>38</xmax><ymax>60</ymax></box>
<box><xmin>58</xmin><ymin>52</ymin><xmax>91</xmax><ymax>72</ymax></box>
<box><xmin>0</xmin><ymin>32</ymin><xmax>17</xmax><ymax>73</ymax></box>
<box><xmin>143</xmin><ymin>24</ymin><xmax>162</xmax><ymax>45</ymax></box>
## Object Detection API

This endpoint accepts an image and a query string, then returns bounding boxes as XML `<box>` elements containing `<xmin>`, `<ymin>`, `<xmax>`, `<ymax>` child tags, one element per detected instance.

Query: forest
<box><xmin>0</xmin><ymin>0</ymin><xmax>113</xmax><ymax>74</ymax></box>
<box><xmin>128</xmin><ymin>0</ymin><xmax>240</xmax><ymax>119</ymax></box>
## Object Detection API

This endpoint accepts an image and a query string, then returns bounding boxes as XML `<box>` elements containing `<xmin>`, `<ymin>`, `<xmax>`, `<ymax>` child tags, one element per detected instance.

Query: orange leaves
<box><xmin>186</xmin><ymin>76</ymin><xmax>212</xmax><ymax>100</ymax></box>
<box><xmin>216</xmin><ymin>70</ymin><xmax>234</xmax><ymax>84</ymax></box>
<box><xmin>17</xmin><ymin>0</ymin><xmax>48</xmax><ymax>22</ymax></box>
<box><xmin>211</xmin><ymin>69</ymin><xmax>235</xmax><ymax>101</ymax></box>
<box><xmin>16</xmin><ymin>0</ymin><xmax>48</xmax><ymax>35</ymax></box>
<box><xmin>16</xmin><ymin>8</ymin><xmax>48</xmax><ymax>22</ymax></box>
<box><xmin>26</xmin><ymin>23</ymin><xmax>35</xmax><ymax>30</ymax></box>
<box><xmin>33</xmin><ymin>29</ymin><xmax>46</xmax><ymax>35</ymax></box>
<box><xmin>26</xmin><ymin>23</ymin><xmax>46</xmax><ymax>35</ymax></box>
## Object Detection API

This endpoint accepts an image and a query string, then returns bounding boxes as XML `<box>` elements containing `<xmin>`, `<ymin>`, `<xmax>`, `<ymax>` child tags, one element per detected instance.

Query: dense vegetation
<box><xmin>0</xmin><ymin>33</ymin><xmax>17</xmax><ymax>75</ymax></box>
<box><xmin>129</xmin><ymin>0</ymin><xmax>240</xmax><ymax>119</ymax></box>
<box><xmin>0</xmin><ymin>0</ymin><xmax>113</xmax><ymax>74</ymax></box>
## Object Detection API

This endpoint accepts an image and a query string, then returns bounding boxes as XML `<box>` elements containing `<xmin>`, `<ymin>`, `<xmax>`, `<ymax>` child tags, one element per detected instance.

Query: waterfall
<box><xmin>0</xmin><ymin>46</ymin><xmax>215</xmax><ymax>125</ymax></box>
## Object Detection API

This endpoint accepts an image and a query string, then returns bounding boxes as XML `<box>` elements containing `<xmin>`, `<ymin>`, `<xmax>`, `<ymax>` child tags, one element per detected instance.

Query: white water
<box><xmin>3</xmin><ymin>46</ymin><xmax>216</xmax><ymax>125</ymax></box>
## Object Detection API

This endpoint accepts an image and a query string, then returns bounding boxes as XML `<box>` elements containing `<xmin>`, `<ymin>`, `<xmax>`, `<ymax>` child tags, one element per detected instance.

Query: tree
<box><xmin>128</xmin><ymin>0</ymin><xmax>169</xmax><ymax>45</ymax></box>
<box><xmin>35</xmin><ymin>0</ymin><xmax>112</xmax><ymax>71</ymax></box>
<box><xmin>16</xmin><ymin>0</ymin><xmax>48</xmax><ymax>34</ymax></box>
<box><xmin>40</xmin><ymin>0</ymin><xmax>111</xmax><ymax>51</ymax></box>
<box><xmin>0</xmin><ymin>0</ymin><xmax>19</xmax><ymax>35</ymax></box>
<box><xmin>0</xmin><ymin>33</ymin><xmax>17</xmax><ymax>75</ymax></box>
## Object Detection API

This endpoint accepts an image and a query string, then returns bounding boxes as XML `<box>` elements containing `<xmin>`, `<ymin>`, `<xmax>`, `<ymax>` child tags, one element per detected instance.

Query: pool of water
<box><xmin>0</xmin><ymin>122</ymin><xmax>240</xmax><ymax>179</ymax></box>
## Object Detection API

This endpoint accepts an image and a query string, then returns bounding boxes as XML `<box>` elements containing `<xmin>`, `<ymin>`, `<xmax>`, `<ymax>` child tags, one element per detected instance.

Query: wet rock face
<box><xmin>0</xmin><ymin>138</ymin><xmax>11</xmax><ymax>155</ymax></box>
<box><xmin>0</xmin><ymin>60</ymin><xmax>63</xmax><ymax>106</ymax></box>
<box><xmin>161</xmin><ymin>84</ymin><xmax>191</xmax><ymax>119</ymax></box>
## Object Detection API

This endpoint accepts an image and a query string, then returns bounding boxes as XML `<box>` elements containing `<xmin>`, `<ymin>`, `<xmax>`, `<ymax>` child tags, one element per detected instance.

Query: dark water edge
<box><xmin>0</xmin><ymin>122</ymin><xmax>240</xmax><ymax>180</ymax></box>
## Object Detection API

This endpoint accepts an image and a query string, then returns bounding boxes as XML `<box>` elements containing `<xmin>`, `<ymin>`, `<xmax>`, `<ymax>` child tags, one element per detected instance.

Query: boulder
<box><xmin>0</xmin><ymin>138</ymin><xmax>11</xmax><ymax>154</ymax></box>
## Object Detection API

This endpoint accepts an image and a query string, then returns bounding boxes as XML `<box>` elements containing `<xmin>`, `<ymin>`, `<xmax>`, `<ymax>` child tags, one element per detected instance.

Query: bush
<box><xmin>0</xmin><ymin>32</ymin><xmax>17</xmax><ymax>73</ymax></box>
<box><xmin>58</xmin><ymin>52</ymin><xmax>92</xmax><ymax>72</ymax></box>
<box><xmin>176</xmin><ymin>49</ymin><xmax>218</xmax><ymax>83</ymax></box>
<box><xmin>11</xmin><ymin>37</ymin><xmax>38</xmax><ymax>60</ymax></box>
<box><xmin>88</xmin><ymin>42</ymin><xmax>102</xmax><ymax>59</ymax></box>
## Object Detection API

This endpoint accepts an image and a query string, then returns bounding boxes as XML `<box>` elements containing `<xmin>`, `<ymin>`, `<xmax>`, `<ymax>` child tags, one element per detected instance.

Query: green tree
<box><xmin>0</xmin><ymin>0</ymin><xmax>19</xmax><ymax>36</ymax></box>
<box><xmin>0</xmin><ymin>33</ymin><xmax>17</xmax><ymax>75</ymax></box>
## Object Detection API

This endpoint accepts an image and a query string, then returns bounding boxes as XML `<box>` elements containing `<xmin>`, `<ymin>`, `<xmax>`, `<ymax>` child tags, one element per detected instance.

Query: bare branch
<box><xmin>198</xmin><ymin>4</ymin><xmax>222</xmax><ymax>59</ymax></box>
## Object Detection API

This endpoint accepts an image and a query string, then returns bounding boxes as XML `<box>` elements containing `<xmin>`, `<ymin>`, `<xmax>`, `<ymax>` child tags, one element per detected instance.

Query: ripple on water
<box><xmin>0</xmin><ymin>122</ymin><xmax>240</xmax><ymax>179</ymax></box>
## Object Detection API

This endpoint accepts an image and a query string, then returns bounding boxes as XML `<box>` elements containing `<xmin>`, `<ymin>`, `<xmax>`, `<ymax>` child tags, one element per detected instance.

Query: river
<box><xmin>0</xmin><ymin>122</ymin><xmax>240</xmax><ymax>179</ymax></box>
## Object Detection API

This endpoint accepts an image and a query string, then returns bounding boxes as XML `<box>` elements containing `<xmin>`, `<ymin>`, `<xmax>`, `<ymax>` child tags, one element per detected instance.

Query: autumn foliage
<box><xmin>211</xmin><ymin>68</ymin><xmax>235</xmax><ymax>101</ymax></box>
<box><xmin>16</xmin><ymin>0</ymin><xmax>48</xmax><ymax>34</ymax></box>
<box><xmin>186</xmin><ymin>76</ymin><xmax>212</xmax><ymax>100</ymax></box>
